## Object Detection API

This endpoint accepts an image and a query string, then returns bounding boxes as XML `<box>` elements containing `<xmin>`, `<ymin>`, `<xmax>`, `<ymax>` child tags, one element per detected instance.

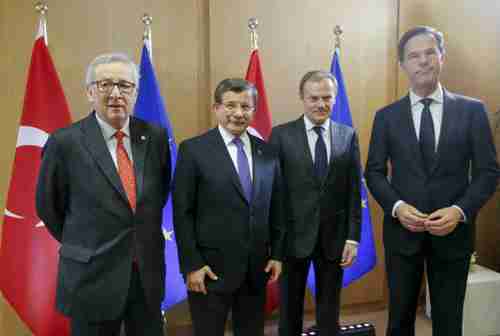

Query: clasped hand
<box><xmin>395</xmin><ymin>203</ymin><xmax>462</xmax><ymax>236</ymax></box>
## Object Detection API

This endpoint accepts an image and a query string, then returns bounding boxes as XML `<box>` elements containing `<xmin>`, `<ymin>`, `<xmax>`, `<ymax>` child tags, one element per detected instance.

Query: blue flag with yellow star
<box><xmin>134</xmin><ymin>43</ymin><xmax>187</xmax><ymax>309</ymax></box>
<box><xmin>307</xmin><ymin>49</ymin><xmax>377</xmax><ymax>293</ymax></box>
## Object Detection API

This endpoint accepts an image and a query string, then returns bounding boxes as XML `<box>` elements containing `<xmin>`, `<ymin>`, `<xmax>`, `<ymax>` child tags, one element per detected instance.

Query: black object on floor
<box><xmin>302</xmin><ymin>323</ymin><xmax>376</xmax><ymax>335</ymax></box>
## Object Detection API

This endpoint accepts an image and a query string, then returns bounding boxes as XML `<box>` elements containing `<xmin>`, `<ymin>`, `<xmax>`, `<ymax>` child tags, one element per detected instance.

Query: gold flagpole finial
<box><xmin>35</xmin><ymin>2</ymin><xmax>48</xmax><ymax>44</ymax></box>
<box><xmin>334</xmin><ymin>25</ymin><xmax>343</xmax><ymax>52</ymax></box>
<box><xmin>142</xmin><ymin>14</ymin><xmax>153</xmax><ymax>41</ymax></box>
<box><xmin>248</xmin><ymin>17</ymin><xmax>259</xmax><ymax>51</ymax></box>
<box><xmin>35</xmin><ymin>2</ymin><xmax>48</xmax><ymax>15</ymax></box>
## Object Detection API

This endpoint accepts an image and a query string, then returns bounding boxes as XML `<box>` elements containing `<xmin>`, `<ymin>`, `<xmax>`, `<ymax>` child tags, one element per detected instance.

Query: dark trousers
<box><xmin>187</xmin><ymin>277</ymin><xmax>266</xmax><ymax>336</ymax></box>
<box><xmin>279</xmin><ymin>253</ymin><xmax>343</xmax><ymax>336</ymax></box>
<box><xmin>71</xmin><ymin>264</ymin><xmax>163</xmax><ymax>336</ymax></box>
<box><xmin>385</xmin><ymin>247</ymin><xmax>470</xmax><ymax>336</ymax></box>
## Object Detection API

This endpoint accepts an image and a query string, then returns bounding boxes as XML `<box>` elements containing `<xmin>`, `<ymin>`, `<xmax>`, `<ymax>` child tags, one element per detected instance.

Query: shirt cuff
<box><xmin>346</xmin><ymin>240</ymin><xmax>359</xmax><ymax>246</ymax></box>
<box><xmin>392</xmin><ymin>200</ymin><xmax>404</xmax><ymax>218</ymax></box>
<box><xmin>452</xmin><ymin>205</ymin><xmax>467</xmax><ymax>222</ymax></box>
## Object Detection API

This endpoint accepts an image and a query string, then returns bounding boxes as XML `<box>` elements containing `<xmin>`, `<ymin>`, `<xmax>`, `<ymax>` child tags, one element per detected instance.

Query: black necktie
<box><xmin>313</xmin><ymin>126</ymin><xmax>328</xmax><ymax>182</ymax></box>
<box><xmin>419</xmin><ymin>98</ymin><xmax>436</xmax><ymax>174</ymax></box>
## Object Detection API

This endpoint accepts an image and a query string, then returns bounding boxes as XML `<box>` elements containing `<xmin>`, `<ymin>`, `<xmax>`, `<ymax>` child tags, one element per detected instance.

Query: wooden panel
<box><xmin>399</xmin><ymin>0</ymin><xmax>500</xmax><ymax>271</ymax></box>
<box><xmin>210</xmin><ymin>0</ymin><xmax>400</xmax><ymax>306</ymax></box>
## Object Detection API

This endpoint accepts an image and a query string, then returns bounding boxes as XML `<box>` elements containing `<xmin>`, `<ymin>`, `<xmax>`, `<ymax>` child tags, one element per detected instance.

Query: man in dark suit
<box><xmin>172</xmin><ymin>78</ymin><xmax>285</xmax><ymax>336</ymax></box>
<box><xmin>36</xmin><ymin>53</ymin><xmax>170</xmax><ymax>336</ymax></box>
<box><xmin>365</xmin><ymin>26</ymin><xmax>499</xmax><ymax>336</ymax></box>
<box><xmin>270</xmin><ymin>70</ymin><xmax>361</xmax><ymax>336</ymax></box>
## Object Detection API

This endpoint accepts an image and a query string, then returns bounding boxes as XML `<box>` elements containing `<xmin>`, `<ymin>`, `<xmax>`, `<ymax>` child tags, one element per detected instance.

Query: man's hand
<box><xmin>187</xmin><ymin>265</ymin><xmax>218</xmax><ymax>295</ymax></box>
<box><xmin>340</xmin><ymin>242</ymin><xmax>358</xmax><ymax>268</ymax></box>
<box><xmin>425</xmin><ymin>207</ymin><xmax>462</xmax><ymax>236</ymax></box>
<box><xmin>264</xmin><ymin>259</ymin><xmax>282</xmax><ymax>282</ymax></box>
<box><xmin>395</xmin><ymin>202</ymin><xmax>428</xmax><ymax>232</ymax></box>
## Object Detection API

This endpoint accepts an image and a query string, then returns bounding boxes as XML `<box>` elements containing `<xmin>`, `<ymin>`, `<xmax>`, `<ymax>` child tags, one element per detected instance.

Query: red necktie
<box><xmin>115</xmin><ymin>131</ymin><xmax>136</xmax><ymax>211</ymax></box>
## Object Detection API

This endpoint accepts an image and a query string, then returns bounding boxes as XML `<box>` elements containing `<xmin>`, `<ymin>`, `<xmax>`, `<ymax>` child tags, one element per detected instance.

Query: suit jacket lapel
<box><xmin>432</xmin><ymin>90</ymin><xmax>454</xmax><ymax>175</ymax></box>
<box><xmin>401</xmin><ymin>95</ymin><xmax>428</xmax><ymax>174</ymax></box>
<box><xmin>294</xmin><ymin>117</ymin><xmax>320</xmax><ymax>186</ymax></box>
<box><xmin>326</xmin><ymin>121</ymin><xmax>342</xmax><ymax>183</ymax></box>
<box><xmin>207</xmin><ymin>128</ymin><xmax>248</xmax><ymax>203</ymax></box>
<box><xmin>250</xmin><ymin>135</ymin><xmax>264</xmax><ymax>204</ymax></box>
<box><xmin>130</xmin><ymin>117</ymin><xmax>149</xmax><ymax>204</ymax></box>
<box><xmin>80</xmin><ymin>113</ymin><xmax>129</xmax><ymax>206</ymax></box>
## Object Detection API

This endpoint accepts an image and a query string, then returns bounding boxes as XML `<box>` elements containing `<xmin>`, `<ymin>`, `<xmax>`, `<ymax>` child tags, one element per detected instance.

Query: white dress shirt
<box><xmin>409</xmin><ymin>83</ymin><xmax>443</xmax><ymax>149</ymax></box>
<box><xmin>218</xmin><ymin>125</ymin><xmax>253</xmax><ymax>180</ymax></box>
<box><xmin>95</xmin><ymin>113</ymin><xmax>133</xmax><ymax>168</ymax></box>
<box><xmin>304</xmin><ymin>115</ymin><xmax>331</xmax><ymax>164</ymax></box>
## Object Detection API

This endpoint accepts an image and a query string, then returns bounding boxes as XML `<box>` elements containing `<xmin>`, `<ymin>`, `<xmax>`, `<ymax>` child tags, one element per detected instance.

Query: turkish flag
<box><xmin>0</xmin><ymin>32</ymin><xmax>71</xmax><ymax>335</ymax></box>
<box><xmin>245</xmin><ymin>49</ymin><xmax>279</xmax><ymax>314</ymax></box>
<box><xmin>246</xmin><ymin>49</ymin><xmax>272</xmax><ymax>141</ymax></box>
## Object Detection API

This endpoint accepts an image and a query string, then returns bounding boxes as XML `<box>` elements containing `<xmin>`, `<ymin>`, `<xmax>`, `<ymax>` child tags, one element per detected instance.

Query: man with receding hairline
<box><xmin>271</xmin><ymin>70</ymin><xmax>361</xmax><ymax>336</ymax></box>
<box><xmin>36</xmin><ymin>53</ymin><xmax>170</xmax><ymax>336</ymax></box>
<box><xmin>365</xmin><ymin>26</ymin><xmax>498</xmax><ymax>335</ymax></box>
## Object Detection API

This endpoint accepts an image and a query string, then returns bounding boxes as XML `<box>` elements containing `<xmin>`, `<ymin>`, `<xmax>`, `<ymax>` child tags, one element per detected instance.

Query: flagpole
<box><xmin>333</xmin><ymin>24</ymin><xmax>343</xmax><ymax>56</ymax></box>
<box><xmin>142</xmin><ymin>13</ymin><xmax>153</xmax><ymax>60</ymax></box>
<box><xmin>35</xmin><ymin>1</ymin><xmax>48</xmax><ymax>45</ymax></box>
<box><xmin>248</xmin><ymin>17</ymin><xmax>259</xmax><ymax>51</ymax></box>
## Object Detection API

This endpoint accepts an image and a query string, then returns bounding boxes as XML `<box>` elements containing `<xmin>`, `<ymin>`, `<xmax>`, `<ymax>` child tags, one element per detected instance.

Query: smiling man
<box><xmin>365</xmin><ymin>26</ymin><xmax>499</xmax><ymax>336</ymax></box>
<box><xmin>270</xmin><ymin>70</ymin><xmax>361</xmax><ymax>336</ymax></box>
<box><xmin>173</xmin><ymin>78</ymin><xmax>285</xmax><ymax>336</ymax></box>
<box><xmin>36</xmin><ymin>53</ymin><xmax>171</xmax><ymax>336</ymax></box>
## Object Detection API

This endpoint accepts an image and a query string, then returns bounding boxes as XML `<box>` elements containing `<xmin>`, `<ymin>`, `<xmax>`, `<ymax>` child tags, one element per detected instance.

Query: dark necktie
<box><xmin>419</xmin><ymin>98</ymin><xmax>436</xmax><ymax>174</ymax></box>
<box><xmin>115</xmin><ymin>131</ymin><xmax>136</xmax><ymax>211</ymax></box>
<box><xmin>313</xmin><ymin>126</ymin><xmax>328</xmax><ymax>182</ymax></box>
<box><xmin>233</xmin><ymin>137</ymin><xmax>252</xmax><ymax>202</ymax></box>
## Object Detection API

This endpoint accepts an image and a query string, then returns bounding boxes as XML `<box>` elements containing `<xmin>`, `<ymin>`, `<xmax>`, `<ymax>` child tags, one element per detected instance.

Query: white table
<box><xmin>426</xmin><ymin>264</ymin><xmax>500</xmax><ymax>336</ymax></box>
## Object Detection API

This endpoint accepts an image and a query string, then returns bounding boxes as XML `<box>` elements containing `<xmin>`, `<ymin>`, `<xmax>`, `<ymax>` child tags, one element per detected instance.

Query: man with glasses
<box><xmin>173</xmin><ymin>78</ymin><xmax>285</xmax><ymax>336</ymax></box>
<box><xmin>270</xmin><ymin>70</ymin><xmax>361</xmax><ymax>336</ymax></box>
<box><xmin>36</xmin><ymin>53</ymin><xmax>171</xmax><ymax>336</ymax></box>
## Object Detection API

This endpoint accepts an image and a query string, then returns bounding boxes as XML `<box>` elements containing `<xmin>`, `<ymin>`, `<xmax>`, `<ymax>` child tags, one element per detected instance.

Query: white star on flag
<box><xmin>162</xmin><ymin>229</ymin><xmax>174</xmax><ymax>241</ymax></box>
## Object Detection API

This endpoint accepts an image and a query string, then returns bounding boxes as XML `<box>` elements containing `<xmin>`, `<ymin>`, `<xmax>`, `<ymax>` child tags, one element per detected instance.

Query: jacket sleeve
<box><xmin>269</xmin><ymin>153</ymin><xmax>286</xmax><ymax>261</ymax></box>
<box><xmin>364</xmin><ymin>110</ymin><xmax>401</xmax><ymax>214</ymax></box>
<box><xmin>36</xmin><ymin>135</ymin><xmax>68</xmax><ymax>242</ymax></box>
<box><xmin>347</xmin><ymin>131</ymin><xmax>362</xmax><ymax>242</ymax></box>
<box><xmin>172</xmin><ymin>141</ymin><xmax>205</xmax><ymax>275</ymax></box>
<box><xmin>455</xmin><ymin>101</ymin><xmax>499</xmax><ymax>218</ymax></box>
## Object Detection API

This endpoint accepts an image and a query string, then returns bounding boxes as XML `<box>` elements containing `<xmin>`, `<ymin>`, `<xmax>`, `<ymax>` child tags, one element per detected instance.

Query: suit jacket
<box><xmin>36</xmin><ymin>112</ymin><xmax>170</xmax><ymax>321</ymax></box>
<box><xmin>365</xmin><ymin>90</ymin><xmax>499</xmax><ymax>259</ymax></box>
<box><xmin>172</xmin><ymin>128</ymin><xmax>285</xmax><ymax>293</ymax></box>
<box><xmin>269</xmin><ymin>117</ymin><xmax>361</xmax><ymax>260</ymax></box>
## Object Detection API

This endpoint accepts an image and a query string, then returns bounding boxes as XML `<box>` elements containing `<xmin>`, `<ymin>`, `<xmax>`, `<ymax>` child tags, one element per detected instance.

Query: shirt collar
<box><xmin>409</xmin><ymin>83</ymin><xmax>443</xmax><ymax>107</ymax></box>
<box><xmin>303</xmin><ymin>114</ymin><xmax>330</xmax><ymax>132</ymax></box>
<box><xmin>218</xmin><ymin>125</ymin><xmax>250</xmax><ymax>147</ymax></box>
<box><xmin>95</xmin><ymin>112</ymin><xmax>131</xmax><ymax>140</ymax></box>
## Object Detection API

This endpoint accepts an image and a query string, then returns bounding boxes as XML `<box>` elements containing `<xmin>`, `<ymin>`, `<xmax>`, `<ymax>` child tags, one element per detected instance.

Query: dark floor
<box><xmin>167</xmin><ymin>306</ymin><xmax>433</xmax><ymax>336</ymax></box>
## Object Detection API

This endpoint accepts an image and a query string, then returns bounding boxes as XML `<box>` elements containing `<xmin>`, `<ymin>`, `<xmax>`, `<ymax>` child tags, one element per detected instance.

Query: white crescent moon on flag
<box><xmin>4</xmin><ymin>125</ymin><xmax>49</xmax><ymax>226</ymax></box>
<box><xmin>16</xmin><ymin>126</ymin><xmax>49</xmax><ymax>148</ymax></box>
<box><xmin>247</xmin><ymin>126</ymin><xmax>264</xmax><ymax>140</ymax></box>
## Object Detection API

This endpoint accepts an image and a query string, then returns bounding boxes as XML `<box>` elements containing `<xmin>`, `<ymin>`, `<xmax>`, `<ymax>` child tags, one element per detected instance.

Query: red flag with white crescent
<box><xmin>245</xmin><ymin>49</ymin><xmax>279</xmax><ymax>314</ymax></box>
<box><xmin>246</xmin><ymin>49</ymin><xmax>272</xmax><ymax>141</ymax></box>
<box><xmin>0</xmin><ymin>29</ymin><xmax>71</xmax><ymax>335</ymax></box>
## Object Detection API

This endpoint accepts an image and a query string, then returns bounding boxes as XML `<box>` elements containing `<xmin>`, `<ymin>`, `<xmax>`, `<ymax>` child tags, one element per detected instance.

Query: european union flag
<box><xmin>308</xmin><ymin>49</ymin><xmax>377</xmax><ymax>293</ymax></box>
<box><xmin>134</xmin><ymin>44</ymin><xmax>187</xmax><ymax>310</ymax></box>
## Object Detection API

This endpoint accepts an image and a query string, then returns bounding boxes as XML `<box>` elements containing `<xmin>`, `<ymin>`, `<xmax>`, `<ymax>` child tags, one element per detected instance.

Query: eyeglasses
<box><xmin>220</xmin><ymin>102</ymin><xmax>255</xmax><ymax>113</ymax></box>
<box><xmin>92</xmin><ymin>80</ymin><xmax>136</xmax><ymax>94</ymax></box>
